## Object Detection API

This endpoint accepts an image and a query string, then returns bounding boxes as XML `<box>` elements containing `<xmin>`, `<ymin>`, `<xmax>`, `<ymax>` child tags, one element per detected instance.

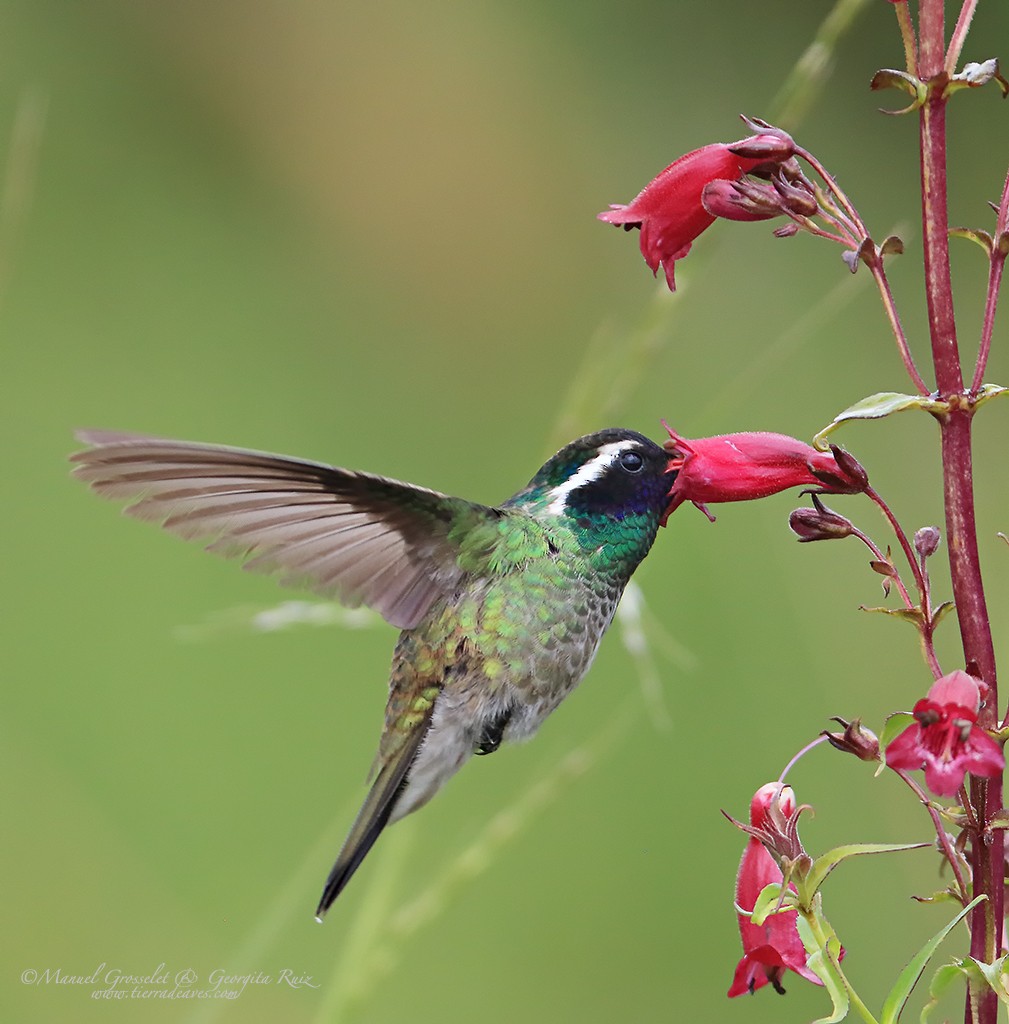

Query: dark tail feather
<box><xmin>315</xmin><ymin>725</ymin><xmax>428</xmax><ymax>919</ymax></box>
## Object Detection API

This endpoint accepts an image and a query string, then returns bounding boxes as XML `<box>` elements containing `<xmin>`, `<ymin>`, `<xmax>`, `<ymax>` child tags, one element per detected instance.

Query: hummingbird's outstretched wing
<box><xmin>314</xmin><ymin>707</ymin><xmax>432</xmax><ymax>919</ymax></box>
<box><xmin>71</xmin><ymin>431</ymin><xmax>495</xmax><ymax>629</ymax></box>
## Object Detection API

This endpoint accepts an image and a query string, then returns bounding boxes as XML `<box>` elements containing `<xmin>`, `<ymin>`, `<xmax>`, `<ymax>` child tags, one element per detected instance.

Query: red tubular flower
<box><xmin>885</xmin><ymin>670</ymin><xmax>1004</xmax><ymax>796</ymax></box>
<box><xmin>728</xmin><ymin>784</ymin><xmax>822</xmax><ymax>997</ymax></box>
<box><xmin>598</xmin><ymin>131</ymin><xmax>792</xmax><ymax>292</ymax></box>
<box><xmin>661</xmin><ymin>423</ymin><xmax>865</xmax><ymax>523</ymax></box>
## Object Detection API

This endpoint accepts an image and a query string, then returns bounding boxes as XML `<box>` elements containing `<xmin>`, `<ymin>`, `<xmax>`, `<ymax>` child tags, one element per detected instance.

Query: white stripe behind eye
<box><xmin>544</xmin><ymin>440</ymin><xmax>642</xmax><ymax>515</ymax></box>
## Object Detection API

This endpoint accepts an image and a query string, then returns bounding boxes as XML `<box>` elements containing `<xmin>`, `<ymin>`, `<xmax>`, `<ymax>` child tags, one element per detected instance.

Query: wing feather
<box><xmin>71</xmin><ymin>430</ymin><xmax>497</xmax><ymax>629</ymax></box>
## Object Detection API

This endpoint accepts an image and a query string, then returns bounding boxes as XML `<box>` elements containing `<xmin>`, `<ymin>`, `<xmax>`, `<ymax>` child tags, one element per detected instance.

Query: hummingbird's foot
<box><xmin>474</xmin><ymin>709</ymin><xmax>511</xmax><ymax>755</ymax></box>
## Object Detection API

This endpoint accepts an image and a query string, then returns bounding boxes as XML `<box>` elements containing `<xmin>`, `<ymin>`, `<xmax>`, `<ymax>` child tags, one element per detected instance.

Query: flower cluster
<box><xmin>597</xmin><ymin>124</ymin><xmax>796</xmax><ymax>291</ymax></box>
<box><xmin>728</xmin><ymin>783</ymin><xmax>823</xmax><ymax>998</ymax></box>
<box><xmin>598</xmin><ymin>120</ymin><xmax>816</xmax><ymax>291</ymax></box>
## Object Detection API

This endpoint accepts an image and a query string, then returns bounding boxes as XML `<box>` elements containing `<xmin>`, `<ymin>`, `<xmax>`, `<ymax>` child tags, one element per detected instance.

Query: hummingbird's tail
<box><xmin>315</xmin><ymin>724</ymin><xmax>429</xmax><ymax>919</ymax></box>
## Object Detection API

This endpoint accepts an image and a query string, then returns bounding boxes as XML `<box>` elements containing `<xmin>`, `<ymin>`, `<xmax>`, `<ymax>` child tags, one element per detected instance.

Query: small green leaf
<box><xmin>749</xmin><ymin>881</ymin><xmax>794</xmax><ymax>925</ymax></box>
<box><xmin>796</xmin><ymin>915</ymin><xmax>850</xmax><ymax>1024</ymax></box>
<box><xmin>871</xmin><ymin>68</ymin><xmax>928</xmax><ymax>114</ymax></box>
<box><xmin>879</xmin><ymin>235</ymin><xmax>904</xmax><ymax>257</ymax></box>
<box><xmin>910</xmin><ymin>888</ymin><xmax>963</xmax><ymax>907</ymax></box>
<box><xmin>949</xmin><ymin>226</ymin><xmax>994</xmax><ymax>255</ymax></box>
<box><xmin>860</xmin><ymin>605</ymin><xmax>925</xmax><ymax>626</ymax></box>
<box><xmin>970</xmin><ymin>954</ymin><xmax>1009</xmax><ymax>1005</ymax></box>
<box><xmin>974</xmin><ymin>383</ymin><xmax>1008</xmax><ymax>407</ymax></box>
<box><xmin>878</xmin><ymin>712</ymin><xmax>915</xmax><ymax>756</ymax></box>
<box><xmin>919</xmin><ymin>961</ymin><xmax>968</xmax><ymax>1023</ymax></box>
<box><xmin>803</xmin><ymin>842</ymin><xmax>930</xmax><ymax>901</ymax></box>
<box><xmin>930</xmin><ymin>601</ymin><xmax>955</xmax><ymax>628</ymax></box>
<box><xmin>880</xmin><ymin>895</ymin><xmax>986</xmax><ymax>1024</ymax></box>
<box><xmin>814</xmin><ymin>393</ymin><xmax>949</xmax><ymax>449</ymax></box>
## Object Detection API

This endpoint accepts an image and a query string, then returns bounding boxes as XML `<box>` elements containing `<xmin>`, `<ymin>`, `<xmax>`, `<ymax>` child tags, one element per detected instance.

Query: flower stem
<box><xmin>969</xmin><ymin>165</ymin><xmax>1009</xmax><ymax>395</ymax></box>
<box><xmin>893</xmin><ymin>1</ymin><xmax>918</xmax><ymax>76</ymax></box>
<box><xmin>917</xmin><ymin>2</ymin><xmax>1002</xmax><ymax>1020</ymax></box>
<box><xmin>866</xmin><ymin>260</ymin><xmax>930</xmax><ymax>395</ymax></box>
<box><xmin>777</xmin><ymin>734</ymin><xmax>829</xmax><ymax>784</ymax></box>
<box><xmin>804</xmin><ymin>908</ymin><xmax>879</xmax><ymax>1024</ymax></box>
<box><xmin>863</xmin><ymin>487</ymin><xmax>930</xmax><ymax>608</ymax></box>
<box><xmin>848</xmin><ymin>516</ymin><xmax>942</xmax><ymax>676</ymax></box>
<box><xmin>945</xmin><ymin>0</ymin><xmax>978</xmax><ymax>78</ymax></box>
<box><xmin>796</xmin><ymin>145</ymin><xmax>930</xmax><ymax>392</ymax></box>
<box><xmin>892</xmin><ymin>768</ymin><xmax>969</xmax><ymax>905</ymax></box>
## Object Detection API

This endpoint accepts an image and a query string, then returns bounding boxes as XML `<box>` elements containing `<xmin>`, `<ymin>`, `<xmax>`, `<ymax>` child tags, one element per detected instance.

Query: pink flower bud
<box><xmin>913</xmin><ymin>526</ymin><xmax>941</xmax><ymax>560</ymax></box>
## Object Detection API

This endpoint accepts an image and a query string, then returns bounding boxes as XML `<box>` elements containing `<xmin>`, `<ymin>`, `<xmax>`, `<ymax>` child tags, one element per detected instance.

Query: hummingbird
<box><xmin>71</xmin><ymin>427</ymin><xmax>679</xmax><ymax>917</ymax></box>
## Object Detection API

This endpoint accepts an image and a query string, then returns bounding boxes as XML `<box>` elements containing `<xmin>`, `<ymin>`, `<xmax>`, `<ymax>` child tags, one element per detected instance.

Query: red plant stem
<box><xmin>864</xmin><ymin>486</ymin><xmax>929</xmax><ymax>606</ymax></box>
<box><xmin>918</xmin><ymin>1</ymin><xmax>1002</xmax><ymax>1016</ymax></box>
<box><xmin>892</xmin><ymin>767</ymin><xmax>969</xmax><ymax>905</ymax></box>
<box><xmin>893</xmin><ymin>1</ymin><xmax>918</xmax><ymax>76</ymax></box>
<box><xmin>859</xmin><ymin>487</ymin><xmax>942</xmax><ymax>676</ymax></box>
<box><xmin>796</xmin><ymin>144</ymin><xmax>930</xmax><ymax>392</ymax></box>
<box><xmin>866</xmin><ymin>261</ymin><xmax>930</xmax><ymax>396</ymax></box>
<box><xmin>944</xmin><ymin>0</ymin><xmax>977</xmax><ymax>77</ymax></box>
<box><xmin>970</xmin><ymin>166</ymin><xmax>1009</xmax><ymax>394</ymax></box>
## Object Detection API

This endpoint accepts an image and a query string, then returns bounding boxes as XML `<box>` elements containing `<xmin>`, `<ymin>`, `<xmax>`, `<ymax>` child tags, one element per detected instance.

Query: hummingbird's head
<box><xmin>513</xmin><ymin>428</ymin><xmax>678</xmax><ymax>534</ymax></box>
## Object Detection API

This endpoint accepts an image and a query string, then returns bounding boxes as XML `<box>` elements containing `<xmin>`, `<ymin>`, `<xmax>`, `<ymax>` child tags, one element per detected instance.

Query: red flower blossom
<box><xmin>728</xmin><ymin>784</ymin><xmax>822</xmax><ymax>997</ymax></box>
<box><xmin>885</xmin><ymin>670</ymin><xmax>1004</xmax><ymax>796</ymax></box>
<box><xmin>597</xmin><ymin>131</ymin><xmax>792</xmax><ymax>291</ymax></box>
<box><xmin>661</xmin><ymin>423</ymin><xmax>866</xmax><ymax>523</ymax></box>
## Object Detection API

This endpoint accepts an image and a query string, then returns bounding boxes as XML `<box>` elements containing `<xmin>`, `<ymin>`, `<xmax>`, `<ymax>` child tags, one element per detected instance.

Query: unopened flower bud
<box><xmin>701</xmin><ymin>179</ymin><xmax>782</xmax><ymax>222</ymax></box>
<box><xmin>822</xmin><ymin>717</ymin><xmax>880</xmax><ymax>762</ymax></box>
<box><xmin>807</xmin><ymin>445</ymin><xmax>868</xmax><ymax>494</ymax></box>
<box><xmin>788</xmin><ymin>495</ymin><xmax>855</xmax><ymax>542</ymax></box>
<box><xmin>914</xmin><ymin>526</ymin><xmax>941</xmax><ymax>560</ymax></box>
<box><xmin>771</xmin><ymin>174</ymin><xmax>819</xmax><ymax>218</ymax></box>
<box><xmin>730</xmin><ymin>119</ymin><xmax>796</xmax><ymax>163</ymax></box>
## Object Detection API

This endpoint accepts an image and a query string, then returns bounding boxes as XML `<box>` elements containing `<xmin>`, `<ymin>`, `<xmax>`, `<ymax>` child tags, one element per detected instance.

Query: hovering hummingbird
<box><xmin>71</xmin><ymin>427</ymin><xmax>679</xmax><ymax>917</ymax></box>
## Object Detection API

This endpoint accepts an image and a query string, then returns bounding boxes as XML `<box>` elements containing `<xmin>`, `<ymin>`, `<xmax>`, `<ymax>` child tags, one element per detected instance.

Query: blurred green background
<box><xmin>6</xmin><ymin>1</ymin><xmax>1009</xmax><ymax>1021</ymax></box>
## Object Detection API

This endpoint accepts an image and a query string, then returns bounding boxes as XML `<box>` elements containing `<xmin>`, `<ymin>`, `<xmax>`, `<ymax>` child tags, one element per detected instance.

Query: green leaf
<box><xmin>803</xmin><ymin>843</ymin><xmax>930</xmax><ymax>902</ymax></box>
<box><xmin>969</xmin><ymin>954</ymin><xmax>1009</xmax><ymax>1005</ymax></box>
<box><xmin>879</xmin><ymin>235</ymin><xmax>904</xmax><ymax>257</ymax></box>
<box><xmin>814</xmin><ymin>393</ymin><xmax>948</xmax><ymax>449</ymax></box>
<box><xmin>878</xmin><ymin>712</ymin><xmax>915</xmax><ymax>755</ymax></box>
<box><xmin>919</xmin><ymin>962</ymin><xmax>968</xmax><ymax>1023</ymax></box>
<box><xmin>870</xmin><ymin>68</ymin><xmax>927</xmax><ymax>114</ymax></box>
<box><xmin>880</xmin><ymin>895</ymin><xmax>986</xmax><ymax>1024</ymax></box>
<box><xmin>930</xmin><ymin>601</ymin><xmax>955</xmax><ymax>628</ymax></box>
<box><xmin>748</xmin><ymin>882</ymin><xmax>795</xmax><ymax>925</ymax></box>
<box><xmin>974</xmin><ymin>383</ymin><xmax>1008</xmax><ymax>408</ymax></box>
<box><xmin>796</xmin><ymin>914</ymin><xmax>850</xmax><ymax>1024</ymax></box>
<box><xmin>949</xmin><ymin>226</ymin><xmax>994</xmax><ymax>255</ymax></box>
<box><xmin>860</xmin><ymin>605</ymin><xmax>924</xmax><ymax>626</ymax></box>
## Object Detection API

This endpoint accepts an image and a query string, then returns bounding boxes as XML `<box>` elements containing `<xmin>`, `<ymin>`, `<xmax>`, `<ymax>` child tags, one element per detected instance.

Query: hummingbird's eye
<box><xmin>619</xmin><ymin>450</ymin><xmax>644</xmax><ymax>473</ymax></box>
